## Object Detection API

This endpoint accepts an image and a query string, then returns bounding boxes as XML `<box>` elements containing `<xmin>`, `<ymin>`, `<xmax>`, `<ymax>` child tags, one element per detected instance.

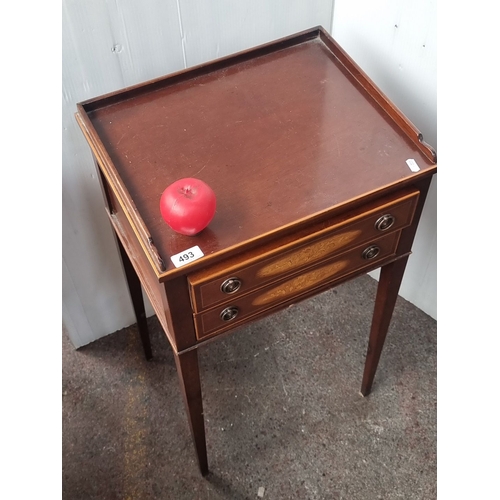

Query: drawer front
<box><xmin>193</xmin><ymin>232</ymin><xmax>400</xmax><ymax>340</ymax></box>
<box><xmin>188</xmin><ymin>190</ymin><xmax>419</xmax><ymax>312</ymax></box>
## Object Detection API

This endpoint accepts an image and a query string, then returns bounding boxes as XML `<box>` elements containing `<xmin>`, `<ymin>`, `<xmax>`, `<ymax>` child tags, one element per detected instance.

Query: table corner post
<box><xmin>360</xmin><ymin>255</ymin><xmax>409</xmax><ymax>396</ymax></box>
<box><xmin>174</xmin><ymin>348</ymin><xmax>209</xmax><ymax>476</ymax></box>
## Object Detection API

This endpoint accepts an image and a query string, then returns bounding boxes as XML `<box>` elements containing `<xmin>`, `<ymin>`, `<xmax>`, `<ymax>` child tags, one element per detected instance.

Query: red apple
<box><xmin>159</xmin><ymin>178</ymin><xmax>216</xmax><ymax>236</ymax></box>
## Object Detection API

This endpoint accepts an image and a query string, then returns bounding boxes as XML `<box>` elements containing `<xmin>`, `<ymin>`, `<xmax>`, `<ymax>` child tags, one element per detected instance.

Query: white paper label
<box><xmin>406</xmin><ymin>158</ymin><xmax>421</xmax><ymax>172</ymax></box>
<box><xmin>170</xmin><ymin>245</ymin><xmax>204</xmax><ymax>268</ymax></box>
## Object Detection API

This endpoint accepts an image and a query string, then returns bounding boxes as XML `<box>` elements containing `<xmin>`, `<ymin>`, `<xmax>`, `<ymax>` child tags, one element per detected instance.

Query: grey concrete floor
<box><xmin>62</xmin><ymin>274</ymin><xmax>436</xmax><ymax>500</ymax></box>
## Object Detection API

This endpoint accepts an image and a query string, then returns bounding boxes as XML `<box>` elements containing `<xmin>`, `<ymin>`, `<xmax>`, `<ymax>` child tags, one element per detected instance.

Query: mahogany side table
<box><xmin>76</xmin><ymin>26</ymin><xmax>437</xmax><ymax>475</ymax></box>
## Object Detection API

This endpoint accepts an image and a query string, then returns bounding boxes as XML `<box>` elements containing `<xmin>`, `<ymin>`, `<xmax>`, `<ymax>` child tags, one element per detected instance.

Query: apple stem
<box><xmin>180</xmin><ymin>186</ymin><xmax>195</xmax><ymax>198</ymax></box>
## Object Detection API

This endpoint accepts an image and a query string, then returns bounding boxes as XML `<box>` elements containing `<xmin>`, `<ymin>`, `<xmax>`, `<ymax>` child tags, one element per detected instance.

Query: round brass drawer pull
<box><xmin>375</xmin><ymin>214</ymin><xmax>395</xmax><ymax>231</ymax></box>
<box><xmin>220</xmin><ymin>306</ymin><xmax>239</xmax><ymax>322</ymax></box>
<box><xmin>220</xmin><ymin>277</ymin><xmax>242</xmax><ymax>294</ymax></box>
<box><xmin>362</xmin><ymin>245</ymin><xmax>380</xmax><ymax>260</ymax></box>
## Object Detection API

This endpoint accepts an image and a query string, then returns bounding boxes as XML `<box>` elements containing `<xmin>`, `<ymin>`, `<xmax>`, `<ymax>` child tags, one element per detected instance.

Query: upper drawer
<box><xmin>188</xmin><ymin>189</ymin><xmax>419</xmax><ymax>312</ymax></box>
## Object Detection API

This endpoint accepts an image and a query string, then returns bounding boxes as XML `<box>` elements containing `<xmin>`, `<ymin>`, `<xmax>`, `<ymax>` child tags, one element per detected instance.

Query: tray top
<box><xmin>78</xmin><ymin>27</ymin><xmax>436</xmax><ymax>277</ymax></box>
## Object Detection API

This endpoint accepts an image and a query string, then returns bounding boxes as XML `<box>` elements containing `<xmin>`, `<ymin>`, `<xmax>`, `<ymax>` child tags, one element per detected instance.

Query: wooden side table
<box><xmin>76</xmin><ymin>26</ymin><xmax>437</xmax><ymax>475</ymax></box>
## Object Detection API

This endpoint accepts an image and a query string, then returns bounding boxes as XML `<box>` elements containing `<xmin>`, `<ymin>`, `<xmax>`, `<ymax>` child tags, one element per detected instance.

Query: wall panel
<box><xmin>178</xmin><ymin>0</ymin><xmax>333</xmax><ymax>67</ymax></box>
<box><xmin>62</xmin><ymin>0</ymin><xmax>186</xmax><ymax>346</ymax></box>
<box><xmin>332</xmin><ymin>0</ymin><xmax>437</xmax><ymax>319</ymax></box>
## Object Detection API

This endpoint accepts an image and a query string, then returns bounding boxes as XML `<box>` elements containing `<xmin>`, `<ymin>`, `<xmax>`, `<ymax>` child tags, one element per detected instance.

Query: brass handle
<box><xmin>375</xmin><ymin>214</ymin><xmax>395</xmax><ymax>231</ymax></box>
<box><xmin>220</xmin><ymin>306</ymin><xmax>239</xmax><ymax>322</ymax></box>
<box><xmin>220</xmin><ymin>277</ymin><xmax>242</xmax><ymax>294</ymax></box>
<box><xmin>362</xmin><ymin>245</ymin><xmax>380</xmax><ymax>260</ymax></box>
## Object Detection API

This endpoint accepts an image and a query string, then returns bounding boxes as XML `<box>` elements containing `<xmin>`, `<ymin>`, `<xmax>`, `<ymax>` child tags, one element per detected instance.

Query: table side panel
<box><xmin>105</xmin><ymin>186</ymin><xmax>175</xmax><ymax>348</ymax></box>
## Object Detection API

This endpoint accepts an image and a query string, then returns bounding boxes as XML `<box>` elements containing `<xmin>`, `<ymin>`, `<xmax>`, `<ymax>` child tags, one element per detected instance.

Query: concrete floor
<box><xmin>62</xmin><ymin>274</ymin><xmax>436</xmax><ymax>500</ymax></box>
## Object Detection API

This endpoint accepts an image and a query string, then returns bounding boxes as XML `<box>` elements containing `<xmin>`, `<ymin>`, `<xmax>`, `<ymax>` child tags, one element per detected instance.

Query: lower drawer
<box><xmin>193</xmin><ymin>231</ymin><xmax>400</xmax><ymax>340</ymax></box>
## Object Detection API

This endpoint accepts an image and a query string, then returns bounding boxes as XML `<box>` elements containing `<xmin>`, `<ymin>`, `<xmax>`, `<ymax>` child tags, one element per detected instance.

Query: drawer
<box><xmin>193</xmin><ymin>231</ymin><xmax>400</xmax><ymax>340</ymax></box>
<box><xmin>188</xmin><ymin>189</ymin><xmax>419</xmax><ymax>313</ymax></box>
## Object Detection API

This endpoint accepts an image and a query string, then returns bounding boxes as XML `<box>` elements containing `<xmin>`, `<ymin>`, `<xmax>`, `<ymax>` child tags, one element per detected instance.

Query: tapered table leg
<box><xmin>174</xmin><ymin>349</ymin><xmax>209</xmax><ymax>475</ymax></box>
<box><xmin>116</xmin><ymin>237</ymin><xmax>153</xmax><ymax>361</ymax></box>
<box><xmin>360</xmin><ymin>256</ymin><xmax>409</xmax><ymax>396</ymax></box>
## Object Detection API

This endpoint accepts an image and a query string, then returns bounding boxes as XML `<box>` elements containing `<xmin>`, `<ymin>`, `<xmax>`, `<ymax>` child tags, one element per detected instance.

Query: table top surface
<box><xmin>78</xmin><ymin>28</ymin><xmax>436</xmax><ymax>276</ymax></box>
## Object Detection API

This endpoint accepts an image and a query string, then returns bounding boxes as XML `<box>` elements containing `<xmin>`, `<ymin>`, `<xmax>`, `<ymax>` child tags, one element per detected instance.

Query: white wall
<box><xmin>62</xmin><ymin>0</ymin><xmax>437</xmax><ymax>348</ymax></box>
<box><xmin>332</xmin><ymin>0</ymin><xmax>437</xmax><ymax>319</ymax></box>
